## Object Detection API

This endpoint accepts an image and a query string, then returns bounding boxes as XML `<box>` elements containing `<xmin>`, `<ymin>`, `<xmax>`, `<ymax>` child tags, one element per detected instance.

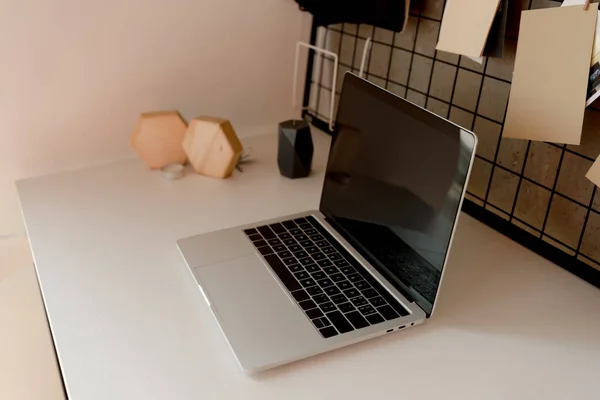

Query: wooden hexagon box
<box><xmin>130</xmin><ymin>111</ymin><xmax>188</xmax><ymax>169</ymax></box>
<box><xmin>182</xmin><ymin>116</ymin><xmax>243</xmax><ymax>179</ymax></box>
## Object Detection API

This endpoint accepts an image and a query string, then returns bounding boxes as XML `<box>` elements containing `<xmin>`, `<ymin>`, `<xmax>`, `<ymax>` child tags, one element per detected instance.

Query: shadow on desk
<box><xmin>432</xmin><ymin>215</ymin><xmax>600</xmax><ymax>346</ymax></box>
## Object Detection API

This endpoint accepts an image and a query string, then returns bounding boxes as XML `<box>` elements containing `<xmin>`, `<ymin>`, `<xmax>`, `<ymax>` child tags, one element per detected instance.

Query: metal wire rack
<box><xmin>301</xmin><ymin>0</ymin><xmax>600</xmax><ymax>287</ymax></box>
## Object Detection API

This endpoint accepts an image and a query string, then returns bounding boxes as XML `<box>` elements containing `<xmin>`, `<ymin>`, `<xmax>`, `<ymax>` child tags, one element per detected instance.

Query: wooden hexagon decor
<box><xmin>130</xmin><ymin>111</ymin><xmax>188</xmax><ymax>169</ymax></box>
<box><xmin>182</xmin><ymin>116</ymin><xmax>243</xmax><ymax>179</ymax></box>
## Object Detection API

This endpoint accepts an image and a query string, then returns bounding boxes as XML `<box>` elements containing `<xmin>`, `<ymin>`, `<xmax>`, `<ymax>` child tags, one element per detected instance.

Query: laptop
<box><xmin>177</xmin><ymin>73</ymin><xmax>477</xmax><ymax>372</ymax></box>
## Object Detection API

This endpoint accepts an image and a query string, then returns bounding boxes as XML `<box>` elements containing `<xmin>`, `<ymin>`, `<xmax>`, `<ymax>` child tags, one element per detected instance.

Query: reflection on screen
<box><xmin>320</xmin><ymin>76</ymin><xmax>475</xmax><ymax>315</ymax></box>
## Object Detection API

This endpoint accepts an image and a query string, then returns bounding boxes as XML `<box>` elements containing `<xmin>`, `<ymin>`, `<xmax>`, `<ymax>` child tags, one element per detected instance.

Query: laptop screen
<box><xmin>319</xmin><ymin>74</ymin><xmax>476</xmax><ymax>316</ymax></box>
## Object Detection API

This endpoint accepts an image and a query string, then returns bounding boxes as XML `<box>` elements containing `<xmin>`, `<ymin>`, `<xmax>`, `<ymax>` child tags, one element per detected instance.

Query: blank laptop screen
<box><xmin>319</xmin><ymin>73</ymin><xmax>476</xmax><ymax>316</ymax></box>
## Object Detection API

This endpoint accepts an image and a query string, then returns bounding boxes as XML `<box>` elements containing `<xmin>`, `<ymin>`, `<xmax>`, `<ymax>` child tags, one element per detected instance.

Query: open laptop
<box><xmin>177</xmin><ymin>73</ymin><xmax>477</xmax><ymax>372</ymax></box>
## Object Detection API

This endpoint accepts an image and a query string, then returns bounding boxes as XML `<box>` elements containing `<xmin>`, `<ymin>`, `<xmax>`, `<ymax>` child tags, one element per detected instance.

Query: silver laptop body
<box><xmin>177</xmin><ymin>74</ymin><xmax>478</xmax><ymax>373</ymax></box>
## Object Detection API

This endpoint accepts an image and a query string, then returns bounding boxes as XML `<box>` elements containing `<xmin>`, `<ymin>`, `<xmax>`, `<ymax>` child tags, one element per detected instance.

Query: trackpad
<box><xmin>196</xmin><ymin>255</ymin><xmax>319</xmax><ymax>371</ymax></box>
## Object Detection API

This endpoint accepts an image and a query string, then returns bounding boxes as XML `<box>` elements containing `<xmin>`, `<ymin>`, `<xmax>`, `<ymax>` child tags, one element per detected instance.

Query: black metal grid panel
<box><xmin>302</xmin><ymin>0</ymin><xmax>600</xmax><ymax>287</ymax></box>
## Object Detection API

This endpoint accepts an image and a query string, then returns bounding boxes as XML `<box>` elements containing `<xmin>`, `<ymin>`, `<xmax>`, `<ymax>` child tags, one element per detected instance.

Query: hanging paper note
<box><xmin>587</xmin><ymin>156</ymin><xmax>600</xmax><ymax>188</ymax></box>
<box><xmin>503</xmin><ymin>5</ymin><xmax>598</xmax><ymax>145</ymax></box>
<box><xmin>436</xmin><ymin>0</ymin><xmax>501</xmax><ymax>58</ymax></box>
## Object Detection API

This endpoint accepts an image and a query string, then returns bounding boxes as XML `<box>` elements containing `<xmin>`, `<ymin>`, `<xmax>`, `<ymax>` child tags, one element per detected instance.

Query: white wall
<box><xmin>0</xmin><ymin>0</ymin><xmax>311</xmax><ymax>234</ymax></box>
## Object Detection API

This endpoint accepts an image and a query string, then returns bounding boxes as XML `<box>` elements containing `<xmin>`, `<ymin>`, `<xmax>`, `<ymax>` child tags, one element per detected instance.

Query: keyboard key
<box><xmin>312</xmin><ymin>253</ymin><xmax>326</xmax><ymax>261</ymax></box>
<box><xmin>282</xmin><ymin>220</ymin><xmax>296</xmax><ymax>229</ymax></box>
<box><xmin>334</xmin><ymin>260</ymin><xmax>350</xmax><ymax>267</ymax></box>
<box><xmin>299</xmin><ymin>240</ymin><xmax>313</xmax><ymax>247</ymax></box>
<box><xmin>345</xmin><ymin>311</ymin><xmax>369</xmax><ymax>329</ymax></box>
<box><xmin>323</xmin><ymin>266</ymin><xmax>338</xmax><ymax>275</ymax></box>
<box><xmin>257</xmin><ymin>246</ymin><xmax>273</xmax><ymax>256</ymax></box>
<box><xmin>268</xmin><ymin>238</ymin><xmax>282</xmax><ymax>246</ymax></box>
<box><xmin>279</xmin><ymin>233</ymin><xmax>292</xmax><ymax>240</ymax></box>
<box><xmin>322</xmin><ymin>246</ymin><xmax>335</xmax><ymax>254</ymax></box>
<box><xmin>337</xmin><ymin>280</ymin><xmax>352</xmax><ymax>290</ymax></box>
<box><xmin>299</xmin><ymin>299</ymin><xmax>317</xmax><ymax>310</ymax></box>
<box><xmin>318</xmin><ymin>260</ymin><xmax>333</xmax><ymax>268</ymax></box>
<box><xmin>306</xmin><ymin>286</ymin><xmax>323</xmax><ymax>296</ymax></box>
<box><xmin>330</xmin><ymin>273</ymin><xmax>346</xmax><ymax>282</ymax></box>
<box><xmin>244</xmin><ymin>228</ymin><xmax>258</xmax><ymax>235</ymax></box>
<box><xmin>296</xmin><ymin>234</ymin><xmax>309</xmax><ymax>241</ymax></box>
<box><xmin>366</xmin><ymin>313</ymin><xmax>385</xmax><ymax>325</ymax></box>
<box><xmin>257</xmin><ymin>225</ymin><xmax>276</xmax><ymax>239</ymax></box>
<box><xmin>324</xmin><ymin>286</ymin><xmax>341</xmax><ymax>296</ymax></box>
<box><xmin>339</xmin><ymin>266</ymin><xmax>356</xmax><ymax>274</ymax></box>
<box><xmin>305</xmin><ymin>264</ymin><xmax>320</xmax><ymax>273</ymax></box>
<box><xmin>320</xmin><ymin>302</ymin><xmax>336</xmax><ymax>313</ymax></box>
<box><xmin>304</xmin><ymin>229</ymin><xmax>317</xmax><ymax>236</ymax></box>
<box><xmin>298</xmin><ymin>223</ymin><xmax>311</xmax><ymax>230</ymax></box>
<box><xmin>306</xmin><ymin>308</ymin><xmax>324</xmax><ymax>319</ymax></box>
<box><xmin>370</xmin><ymin>297</ymin><xmax>387</xmax><ymax>307</ymax></box>
<box><xmin>273</xmin><ymin>244</ymin><xmax>286</xmax><ymax>252</ymax></box>
<box><xmin>269</xmin><ymin>223</ymin><xmax>286</xmax><ymax>234</ymax></box>
<box><xmin>299</xmin><ymin>278</ymin><xmax>316</xmax><ymax>288</ymax></box>
<box><xmin>293</xmin><ymin>217</ymin><xmax>308</xmax><ymax>224</ymax></box>
<box><xmin>289</xmin><ymin>228</ymin><xmax>302</xmax><ymax>236</ymax></box>
<box><xmin>293</xmin><ymin>250</ymin><xmax>308</xmax><ymax>259</ymax></box>
<box><xmin>306</xmin><ymin>246</ymin><xmax>320</xmax><ymax>254</ymax></box>
<box><xmin>291</xmin><ymin>289</ymin><xmax>309</xmax><ymax>302</ymax></box>
<box><xmin>315</xmin><ymin>240</ymin><xmax>330</xmax><ymax>248</ymax></box>
<box><xmin>294</xmin><ymin>271</ymin><xmax>310</xmax><ymax>280</ymax></box>
<box><xmin>362</xmin><ymin>288</ymin><xmax>379</xmax><ymax>298</ymax></box>
<box><xmin>283</xmin><ymin>239</ymin><xmax>297</xmax><ymax>246</ymax></box>
<box><xmin>253</xmin><ymin>240</ymin><xmax>267</xmax><ymax>248</ymax></box>
<box><xmin>347</xmin><ymin>273</ymin><xmax>362</xmax><ymax>282</ymax></box>
<box><xmin>319</xmin><ymin>326</ymin><xmax>338</xmax><ymax>338</ymax></box>
<box><xmin>278</xmin><ymin>250</ymin><xmax>292</xmax><ymax>259</ymax></box>
<box><xmin>319</xmin><ymin>316</ymin><xmax>331</xmax><ymax>327</ymax></box>
<box><xmin>263</xmin><ymin>254</ymin><xmax>301</xmax><ymax>291</ymax></box>
<box><xmin>299</xmin><ymin>257</ymin><xmax>314</xmax><ymax>266</ymax></box>
<box><xmin>358</xmin><ymin>305</ymin><xmax>377</xmax><ymax>316</ymax></box>
<box><xmin>338</xmin><ymin>302</ymin><xmax>355</xmax><ymax>313</ymax></box>
<box><xmin>310</xmin><ymin>234</ymin><xmax>324</xmax><ymax>241</ymax></box>
<box><xmin>354</xmin><ymin>281</ymin><xmax>371</xmax><ymax>290</ymax></box>
<box><xmin>344</xmin><ymin>288</ymin><xmax>360</xmax><ymax>298</ymax></box>
<box><xmin>330</xmin><ymin>294</ymin><xmax>347</xmax><ymax>304</ymax></box>
<box><xmin>289</xmin><ymin>264</ymin><xmax>304</xmax><ymax>273</ymax></box>
<box><xmin>288</xmin><ymin>245</ymin><xmax>302</xmax><ymax>252</ymax></box>
<box><xmin>313</xmin><ymin>317</ymin><xmax>325</xmax><ymax>328</ymax></box>
<box><xmin>248</xmin><ymin>234</ymin><xmax>262</xmax><ymax>241</ymax></box>
<box><xmin>351</xmin><ymin>296</ymin><xmax>368</xmax><ymax>307</ymax></box>
<box><xmin>328</xmin><ymin>253</ymin><xmax>343</xmax><ymax>261</ymax></box>
<box><xmin>326</xmin><ymin>311</ymin><xmax>354</xmax><ymax>334</ymax></box>
<box><xmin>377</xmin><ymin>305</ymin><xmax>400</xmax><ymax>320</ymax></box>
<box><xmin>313</xmin><ymin>294</ymin><xmax>329</xmax><ymax>304</ymax></box>
<box><xmin>311</xmin><ymin>271</ymin><xmax>327</xmax><ymax>280</ymax></box>
<box><xmin>282</xmin><ymin>257</ymin><xmax>298</xmax><ymax>266</ymax></box>
<box><xmin>317</xmin><ymin>278</ymin><xmax>334</xmax><ymax>288</ymax></box>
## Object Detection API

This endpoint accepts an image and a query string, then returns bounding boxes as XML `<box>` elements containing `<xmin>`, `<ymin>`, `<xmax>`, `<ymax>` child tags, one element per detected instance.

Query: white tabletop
<box><xmin>18</xmin><ymin>130</ymin><xmax>600</xmax><ymax>400</ymax></box>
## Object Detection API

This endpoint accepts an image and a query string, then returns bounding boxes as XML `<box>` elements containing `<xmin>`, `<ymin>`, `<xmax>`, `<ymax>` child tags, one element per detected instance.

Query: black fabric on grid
<box><xmin>295</xmin><ymin>0</ymin><xmax>407</xmax><ymax>32</ymax></box>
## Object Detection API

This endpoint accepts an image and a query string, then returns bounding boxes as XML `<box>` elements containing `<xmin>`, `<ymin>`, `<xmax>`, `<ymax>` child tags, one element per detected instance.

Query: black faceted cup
<box><xmin>277</xmin><ymin>119</ymin><xmax>314</xmax><ymax>179</ymax></box>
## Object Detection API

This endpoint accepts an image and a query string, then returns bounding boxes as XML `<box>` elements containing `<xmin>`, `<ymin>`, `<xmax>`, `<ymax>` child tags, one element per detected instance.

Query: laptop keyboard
<box><xmin>335</xmin><ymin>218</ymin><xmax>441</xmax><ymax>304</ymax></box>
<box><xmin>244</xmin><ymin>216</ymin><xmax>409</xmax><ymax>339</ymax></box>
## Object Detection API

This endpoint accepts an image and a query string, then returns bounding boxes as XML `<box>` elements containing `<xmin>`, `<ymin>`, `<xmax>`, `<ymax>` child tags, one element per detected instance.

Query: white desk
<box><xmin>18</xmin><ymin>131</ymin><xmax>600</xmax><ymax>400</ymax></box>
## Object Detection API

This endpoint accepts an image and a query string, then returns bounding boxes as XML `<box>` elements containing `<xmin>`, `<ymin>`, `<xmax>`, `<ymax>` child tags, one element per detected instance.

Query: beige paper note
<box><xmin>587</xmin><ymin>157</ymin><xmax>600</xmax><ymax>187</ymax></box>
<box><xmin>436</xmin><ymin>0</ymin><xmax>501</xmax><ymax>58</ymax></box>
<box><xmin>503</xmin><ymin>5</ymin><xmax>598</xmax><ymax>145</ymax></box>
